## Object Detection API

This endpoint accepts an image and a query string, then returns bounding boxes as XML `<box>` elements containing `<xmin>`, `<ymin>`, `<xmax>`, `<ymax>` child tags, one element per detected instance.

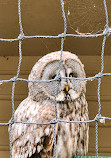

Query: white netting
<box><xmin>0</xmin><ymin>0</ymin><xmax>111</xmax><ymax>157</ymax></box>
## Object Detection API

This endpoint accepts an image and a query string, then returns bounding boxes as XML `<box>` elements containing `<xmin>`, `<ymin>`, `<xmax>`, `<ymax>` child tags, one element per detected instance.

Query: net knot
<box><xmin>8</xmin><ymin>118</ymin><xmax>15</xmax><ymax>125</ymax></box>
<box><xmin>56</xmin><ymin>73</ymin><xmax>61</xmax><ymax>81</ymax></box>
<box><xmin>10</xmin><ymin>76</ymin><xmax>17</xmax><ymax>82</ymax></box>
<box><xmin>58</xmin><ymin>33</ymin><xmax>65</xmax><ymax>38</ymax></box>
<box><xmin>94</xmin><ymin>72</ymin><xmax>103</xmax><ymax>79</ymax></box>
<box><xmin>94</xmin><ymin>114</ymin><xmax>101</xmax><ymax>122</ymax></box>
<box><xmin>18</xmin><ymin>33</ymin><xmax>24</xmax><ymax>40</ymax></box>
<box><xmin>103</xmin><ymin>27</ymin><xmax>111</xmax><ymax>36</ymax></box>
<box><xmin>50</xmin><ymin>118</ymin><xmax>58</xmax><ymax>124</ymax></box>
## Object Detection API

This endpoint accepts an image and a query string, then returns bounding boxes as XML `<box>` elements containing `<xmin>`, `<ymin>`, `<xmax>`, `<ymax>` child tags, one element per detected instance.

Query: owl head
<box><xmin>28</xmin><ymin>51</ymin><xmax>86</xmax><ymax>102</ymax></box>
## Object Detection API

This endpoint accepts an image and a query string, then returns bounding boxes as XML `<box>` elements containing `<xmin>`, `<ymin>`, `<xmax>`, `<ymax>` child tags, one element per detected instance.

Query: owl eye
<box><xmin>51</xmin><ymin>75</ymin><xmax>56</xmax><ymax>79</ymax></box>
<box><xmin>69</xmin><ymin>73</ymin><xmax>77</xmax><ymax>78</ymax></box>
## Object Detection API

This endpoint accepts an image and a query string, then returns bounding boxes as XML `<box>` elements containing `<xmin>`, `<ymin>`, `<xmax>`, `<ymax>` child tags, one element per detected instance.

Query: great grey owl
<box><xmin>10</xmin><ymin>51</ymin><xmax>89</xmax><ymax>158</ymax></box>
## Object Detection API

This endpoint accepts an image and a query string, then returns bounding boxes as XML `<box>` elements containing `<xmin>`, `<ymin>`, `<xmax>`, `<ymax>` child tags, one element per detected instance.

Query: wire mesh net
<box><xmin>0</xmin><ymin>0</ymin><xmax>111</xmax><ymax>157</ymax></box>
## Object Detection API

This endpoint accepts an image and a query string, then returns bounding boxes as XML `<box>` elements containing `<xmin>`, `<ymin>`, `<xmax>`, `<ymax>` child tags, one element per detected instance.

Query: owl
<box><xmin>10</xmin><ymin>51</ymin><xmax>89</xmax><ymax>158</ymax></box>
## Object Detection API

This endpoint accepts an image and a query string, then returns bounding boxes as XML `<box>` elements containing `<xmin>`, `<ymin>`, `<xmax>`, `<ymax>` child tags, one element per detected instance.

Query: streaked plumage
<box><xmin>10</xmin><ymin>51</ymin><xmax>89</xmax><ymax>158</ymax></box>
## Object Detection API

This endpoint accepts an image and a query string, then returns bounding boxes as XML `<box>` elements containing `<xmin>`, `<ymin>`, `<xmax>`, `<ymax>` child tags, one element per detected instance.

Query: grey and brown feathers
<box><xmin>11</xmin><ymin>97</ymin><xmax>56</xmax><ymax>158</ymax></box>
<box><xmin>10</xmin><ymin>51</ymin><xmax>89</xmax><ymax>158</ymax></box>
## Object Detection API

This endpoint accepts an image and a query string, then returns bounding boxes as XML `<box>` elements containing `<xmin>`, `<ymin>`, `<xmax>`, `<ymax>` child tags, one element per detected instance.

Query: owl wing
<box><xmin>10</xmin><ymin>97</ymin><xmax>56</xmax><ymax>158</ymax></box>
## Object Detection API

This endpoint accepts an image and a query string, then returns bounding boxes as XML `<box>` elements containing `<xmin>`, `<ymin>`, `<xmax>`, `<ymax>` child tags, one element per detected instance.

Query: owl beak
<box><xmin>65</xmin><ymin>85</ymin><xmax>69</xmax><ymax>92</ymax></box>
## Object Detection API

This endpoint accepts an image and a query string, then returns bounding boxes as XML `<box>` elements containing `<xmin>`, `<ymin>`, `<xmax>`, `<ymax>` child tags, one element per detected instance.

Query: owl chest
<box><xmin>56</xmin><ymin>101</ymin><xmax>88</xmax><ymax>157</ymax></box>
<box><xmin>56</xmin><ymin>122</ymin><xmax>74</xmax><ymax>158</ymax></box>
<box><xmin>56</xmin><ymin>122</ymin><xmax>88</xmax><ymax>157</ymax></box>
<box><xmin>56</xmin><ymin>103</ymin><xmax>77</xmax><ymax>157</ymax></box>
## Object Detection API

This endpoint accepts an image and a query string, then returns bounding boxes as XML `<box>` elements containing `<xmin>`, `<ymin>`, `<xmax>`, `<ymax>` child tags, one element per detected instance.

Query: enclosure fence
<box><xmin>0</xmin><ymin>0</ymin><xmax>111</xmax><ymax>157</ymax></box>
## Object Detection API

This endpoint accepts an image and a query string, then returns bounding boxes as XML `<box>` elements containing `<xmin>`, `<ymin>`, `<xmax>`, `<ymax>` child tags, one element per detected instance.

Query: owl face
<box><xmin>28</xmin><ymin>51</ymin><xmax>86</xmax><ymax>102</ymax></box>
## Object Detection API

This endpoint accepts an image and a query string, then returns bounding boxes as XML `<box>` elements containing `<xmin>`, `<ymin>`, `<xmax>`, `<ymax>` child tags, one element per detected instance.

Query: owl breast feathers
<box><xmin>10</xmin><ymin>51</ymin><xmax>89</xmax><ymax>158</ymax></box>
